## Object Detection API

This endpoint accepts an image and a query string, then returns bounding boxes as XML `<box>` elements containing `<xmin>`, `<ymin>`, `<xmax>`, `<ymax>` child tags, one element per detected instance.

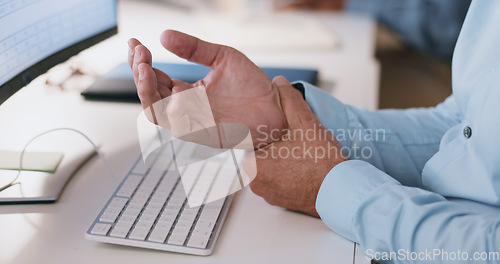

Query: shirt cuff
<box><xmin>316</xmin><ymin>160</ymin><xmax>399</xmax><ymax>242</ymax></box>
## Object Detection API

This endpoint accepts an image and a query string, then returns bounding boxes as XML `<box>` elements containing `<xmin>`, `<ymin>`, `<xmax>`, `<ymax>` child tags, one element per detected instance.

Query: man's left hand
<box><xmin>244</xmin><ymin>76</ymin><xmax>347</xmax><ymax>217</ymax></box>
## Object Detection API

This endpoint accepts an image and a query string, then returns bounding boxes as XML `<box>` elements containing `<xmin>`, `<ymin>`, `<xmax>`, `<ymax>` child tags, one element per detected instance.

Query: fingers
<box><xmin>132</xmin><ymin>44</ymin><xmax>153</xmax><ymax>87</ymax></box>
<box><xmin>272</xmin><ymin>76</ymin><xmax>317</xmax><ymax>129</ymax></box>
<box><xmin>160</xmin><ymin>29</ymin><xmax>230</xmax><ymax>68</ymax></box>
<box><xmin>128</xmin><ymin>38</ymin><xmax>174</xmax><ymax>99</ymax></box>
<box><xmin>127</xmin><ymin>38</ymin><xmax>141</xmax><ymax>68</ymax></box>
<box><xmin>152</xmin><ymin>67</ymin><xmax>173</xmax><ymax>98</ymax></box>
<box><xmin>137</xmin><ymin>63</ymin><xmax>162</xmax><ymax>113</ymax></box>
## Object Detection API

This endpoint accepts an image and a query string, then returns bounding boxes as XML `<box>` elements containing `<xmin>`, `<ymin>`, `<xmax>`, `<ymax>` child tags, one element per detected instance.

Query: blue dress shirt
<box><xmin>305</xmin><ymin>1</ymin><xmax>500</xmax><ymax>263</ymax></box>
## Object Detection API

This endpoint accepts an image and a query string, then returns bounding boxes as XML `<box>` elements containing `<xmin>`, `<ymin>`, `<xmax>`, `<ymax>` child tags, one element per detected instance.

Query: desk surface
<box><xmin>0</xmin><ymin>81</ymin><xmax>364</xmax><ymax>264</ymax></box>
<box><xmin>0</xmin><ymin>1</ymin><xmax>376</xmax><ymax>263</ymax></box>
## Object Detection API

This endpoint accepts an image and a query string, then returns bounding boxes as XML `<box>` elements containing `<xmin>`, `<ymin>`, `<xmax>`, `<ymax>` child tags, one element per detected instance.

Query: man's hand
<box><xmin>244</xmin><ymin>76</ymin><xmax>346</xmax><ymax>217</ymax></box>
<box><xmin>128</xmin><ymin>30</ymin><xmax>287</xmax><ymax>148</ymax></box>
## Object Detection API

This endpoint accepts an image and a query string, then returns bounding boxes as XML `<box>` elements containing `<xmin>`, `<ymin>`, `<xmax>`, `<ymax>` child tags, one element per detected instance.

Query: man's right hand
<box><xmin>128</xmin><ymin>30</ymin><xmax>288</xmax><ymax>149</ymax></box>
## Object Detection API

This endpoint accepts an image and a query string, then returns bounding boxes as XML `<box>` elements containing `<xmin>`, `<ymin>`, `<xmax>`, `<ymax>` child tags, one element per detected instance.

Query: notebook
<box><xmin>81</xmin><ymin>62</ymin><xmax>318</xmax><ymax>102</ymax></box>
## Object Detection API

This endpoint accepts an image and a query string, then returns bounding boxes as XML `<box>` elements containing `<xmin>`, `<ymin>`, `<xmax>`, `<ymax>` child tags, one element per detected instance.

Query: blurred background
<box><xmin>40</xmin><ymin>0</ymin><xmax>468</xmax><ymax>111</ymax></box>
<box><xmin>275</xmin><ymin>0</ymin><xmax>470</xmax><ymax>109</ymax></box>
<box><xmin>136</xmin><ymin>0</ymin><xmax>470</xmax><ymax>109</ymax></box>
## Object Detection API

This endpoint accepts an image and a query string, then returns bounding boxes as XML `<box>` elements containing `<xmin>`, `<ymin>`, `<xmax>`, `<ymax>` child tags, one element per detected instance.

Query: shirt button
<box><xmin>463</xmin><ymin>126</ymin><xmax>472</xmax><ymax>139</ymax></box>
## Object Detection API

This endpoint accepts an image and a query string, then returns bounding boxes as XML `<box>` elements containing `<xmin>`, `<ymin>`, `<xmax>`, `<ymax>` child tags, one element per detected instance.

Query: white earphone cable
<box><xmin>0</xmin><ymin>128</ymin><xmax>113</xmax><ymax>193</ymax></box>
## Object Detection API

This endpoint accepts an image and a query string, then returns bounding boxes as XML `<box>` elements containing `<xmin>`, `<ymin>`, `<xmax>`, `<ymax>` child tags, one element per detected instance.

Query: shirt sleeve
<box><xmin>317</xmin><ymin>160</ymin><xmax>500</xmax><ymax>263</ymax></box>
<box><xmin>346</xmin><ymin>0</ymin><xmax>471</xmax><ymax>58</ymax></box>
<box><xmin>300</xmin><ymin>82</ymin><xmax>460</xmax><ymax>188</ymax></box>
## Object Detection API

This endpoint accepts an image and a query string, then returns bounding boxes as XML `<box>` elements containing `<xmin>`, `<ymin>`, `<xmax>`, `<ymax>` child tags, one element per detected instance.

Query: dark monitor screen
<box><xmin>0</xmin><ymin>0</ymin><xmax>118</xmax><ymax>105</ymax></box>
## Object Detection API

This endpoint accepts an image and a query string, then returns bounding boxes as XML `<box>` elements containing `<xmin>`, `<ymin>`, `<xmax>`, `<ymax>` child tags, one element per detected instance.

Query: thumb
<box><xmin>272</xmin><ymin>76</ymin><xmax>318</xmax><ymax>129</ymax></box>
<box><xmin>161</xmin><ymin>30</ymin><xmax>230</xmax><ymax>69</ymax></box>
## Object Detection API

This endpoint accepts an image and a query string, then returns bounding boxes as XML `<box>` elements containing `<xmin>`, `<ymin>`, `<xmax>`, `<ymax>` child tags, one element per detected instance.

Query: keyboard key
<box><xmin>174</xmin><ymin>221</ymin><xmax>193</xmax><ymax>230</ymax></box>
<box><xmin>99</xmin><ymin>213</ymin><xmax>118</xmax><ymax>223</ymax></box>
<box><xmin>156</xmin><ymin>182</ymin><xmax>176</xmax><ymax>194</ymax></box>
<box><xmin>146</xmin><ymin>203</ymin><xmax>163</xmax><ymax>210</ymax></box>
<box><xmin>138</xmin><ymin>215</ymin><xmax>156</xmax><ymax>224</ymax></box>
<box><xmin>187</xmin><ymin>162</ymin><xmax>219</xmax><ymax>207</ymax></box>
<box><xmin>117</xmin><ymin>175</ymin><xmax>143</xmax><ymax>197</ymax></box>
<box><xmin>90</xmin><ymin>223</ymin><xmax>111</xmax><ymax>235</ymax></box>
<box><xmin>205</xmin><ymin>172</ymin><xmax>235</xmax><ymax>204</ymax></box>
<box><xmin>135</xmin><ymin>221</ymin><xmax>154</xmax><ymax>230</ymax></box>
<box><xmin>136</xmin><ymin>186</ymin><xmax>154</xmax><ymax>196</ymax></box>
<box><xmin>168</xmin><ymin>234</ymin><xmax>187</xmax><ymax>246</ymax></box>
<box><xmin>114</xmin><ymin>222</ymin><xmax>133</xmax><ymax>231</ymax></box>
<box><xmin>121</xmin><ymin>211</ymin><xmax>140</xmax><ymax>220</ymax></box>
<box><xmin>160</xmin><ymin>209</ymin><xmax>178</xmax><ymax>217</ymax></box>
<box><xmin>163</xmin><ymin>208</ymin><xmax>181</xmax><ymax>216</ymax></box>
<box><xmin>103</xmin><ymin>208</ymin><xmax>122</xmax><ymax>216</ymax></box>
<box><xmin>177</xmin><ymin>214</ymin><xmax>196</xmax><ymax>224</ymax></box>
<box><xmin>205</xmin><ymin>198</ymin><xmax>225</xmax><ymax>208</ymax></box>
<box><xmin>109</xmin><ymin>197</ymin><xmax>128</xmax><ymax>207</ymax></box>
<box><xmin>155</xmin><ymin>222</ymin><xmax>174</xmax><ymax>230</ymax></box>
<box><xmin>118</xmin><ymin>215</ymin><xmax>137</xmax><ymax>224</ymax></box>
<box><xmin>129</xmin><ymin>227</ymin><xmax>150</xmax><ymax>240</ymax></box>
<box><xmin>117</xmin><ymin>188</ymin><xmax>134</xmax><ymax>197</ymax></box>
<box><xmin>149</xmin><ymin>196</ymin><xmax>167</xmax><ymax>205</ymax></box>
<box><xmin>150</xmin><ymin>157</ymin><xmax>172</xmax><ymax>172</ymax></box>
<box><xmin>145</xmin><ymin>206</ymin><xmax>161</xmax><ymax>215</ymax></box>
<box><xmin>187</xmin><ymin>196</ymin><xmax>205</xmax><ymax>208</ymax></box>
<box><xmin>199</xmin><ymin>207</ymin><xmax>222</xmax><ymax>223</ymax></box>
<box><xmin>158</xmin><ymin>212</ymin><xmax>177</xmax><ymax>221</ymax></box>
<box><xmin>192</xmin><ymin>229</ymin><xmax>211</xmax><ymax>237</ymax></box>
<box><xmin>110</xmin><ymin>228</ymin><xmax>129</xmax><ymax>238</ymax></box>
<box><xmin>171</xmin><ymin>228</ymin><xmax>190</xmax><ymax>238</ymax></box>
<box><xmin>166</xmin><ymin>198</ymin><xmax>184</xmax><ymax>207</ymax></box>
<box><xmin>125</xmin><ymin>203</ymin><xmax>143</xmax><ymax>212</ymax></box>
<box><xmin>132</xmin><ymin>192</ymin><xmax>149</xmax><ymax>200</ymax></box>
<box><xmin>183</xmin><ymin>207</ymin><xmax>200</xmax><ymax>213</ymax></box>
<box><xmin>187</xmin><ymin>235</ymin><xmax>210</xmax><ymax>249</ymax></box>
<box><xmin>194</xmin><ymin>220</ymin><xmax>216</xmax><ymax>232</ymax></box>
<box><xmin>142</xmin><ymin>208</ymin><xmax>161</xmax><ymax>218</ymax></box>
<box><xmin>107</xmin><ymin>202</ymin><xmax>126</xmax><ymax>210</ymax></box>
<box><xmin>129</xmin><ymin>200</ymin><xmax>147</xmax><ymax>209</ymax></box>
<box><xmin>132</xmin><ymin>161</ymin><xmax>148</xmax><ymax>175</ymax></box>
<box><xmin>170</xmin><ymin>189</ymin><xmax>187</xmax><ymax>200</ymax></box>
<box><xmin>148</xmin><ymin>228</ymin><xmax>170</xmax><ymax>243</ymax></box>
<box><xmin>142</xmin><ymin>171</ymin><xmax>163</xmax><ymax>187</ymax></box>
<box><xmin>180</xmin><ymin>162</ymin><xmax>204</xmax><ymax>193</ymax></box>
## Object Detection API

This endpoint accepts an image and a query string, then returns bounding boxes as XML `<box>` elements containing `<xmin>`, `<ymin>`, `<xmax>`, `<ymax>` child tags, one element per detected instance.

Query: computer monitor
<box><xmin>0</xmin><ymin>0</ymin><xmax>118</xmax><ymax>105</ymax></box>
<box><xmin>0</xmin><ymin>0</ymin><xmax>117</xmax><ymax>203</ymax></box>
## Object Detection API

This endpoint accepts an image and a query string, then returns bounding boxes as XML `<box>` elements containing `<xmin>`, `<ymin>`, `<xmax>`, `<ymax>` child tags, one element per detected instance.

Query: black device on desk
<box><xmin>0</xmin><ymin>0</ymin><xmax>118</xmax><ymax>203</ymax></box>
<box><xmin>81</xmin><ymin>62</ymin><xmax>318</xmax><ymax>102</ymax></box>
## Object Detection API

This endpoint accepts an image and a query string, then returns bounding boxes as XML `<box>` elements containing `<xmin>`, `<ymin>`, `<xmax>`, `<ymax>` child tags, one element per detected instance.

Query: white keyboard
<box><xmin>86</xmin><ymin>140</ymin><xmax>242</xmax><ymax>255</ymax></box>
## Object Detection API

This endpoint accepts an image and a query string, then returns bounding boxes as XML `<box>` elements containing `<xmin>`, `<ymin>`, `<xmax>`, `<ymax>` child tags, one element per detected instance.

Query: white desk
<box><xmin>0</xmin><ymin>1</ymin><xmax>377</xmax><ymax>263</ymax></box>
